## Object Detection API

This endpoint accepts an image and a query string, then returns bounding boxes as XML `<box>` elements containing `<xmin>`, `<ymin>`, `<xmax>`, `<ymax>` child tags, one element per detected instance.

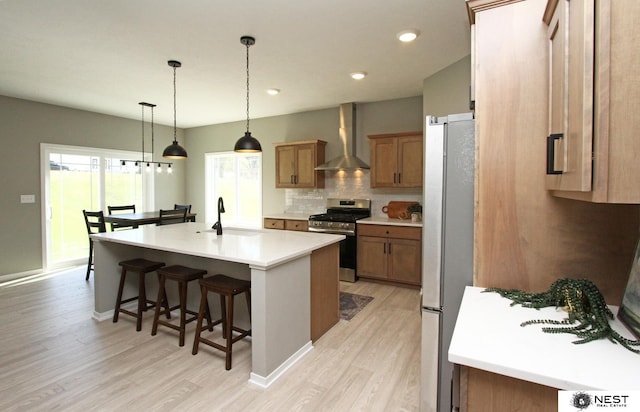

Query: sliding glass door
<box><xmin>41</xmin><ymin>144</ymin><xmax>153</xmax><ymax>270</ymax></box>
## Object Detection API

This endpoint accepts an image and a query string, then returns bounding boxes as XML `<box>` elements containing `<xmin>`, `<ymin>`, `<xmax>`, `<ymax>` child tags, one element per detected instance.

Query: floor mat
<box><xmin>340</xmin><ymin>292</ymin><xmax>374</xmax><ymax>321</ymax></box>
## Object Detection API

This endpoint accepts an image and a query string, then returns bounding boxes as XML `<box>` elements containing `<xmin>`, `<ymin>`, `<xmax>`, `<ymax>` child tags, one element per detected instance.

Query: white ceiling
<box><xmin>0</xmin><ymin>0</ymin><xmax>471</xmax><ymax>128</ymax></box>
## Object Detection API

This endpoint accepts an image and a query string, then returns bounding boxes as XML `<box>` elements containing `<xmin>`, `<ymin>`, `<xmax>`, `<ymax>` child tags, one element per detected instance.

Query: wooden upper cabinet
<box><xmin>368</xmin><ymin>132</ymin><xmax>423</xmax><ymax>188</ymax></box>
<box><xmin>544</xmin><ymin>0</ymin><xmax>594</xmax><ymax>192</ymax></box>
<box><xmin>274</xmin><ymin>140</ymin><xmax>326</xmax><ymax>188</ymax></box>
<box><xmin>544</xmin><ymin>0</ymin><xmax>640</xmax><ymax>203</ymax></box>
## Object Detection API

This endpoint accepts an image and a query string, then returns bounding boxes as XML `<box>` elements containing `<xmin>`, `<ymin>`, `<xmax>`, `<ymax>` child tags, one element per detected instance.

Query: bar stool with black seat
<box><xmin>151</xmin><ymin>265</ymin><xmax>213</xmax><ymax>347</ymax></box>
<box><xmin>192</xmin><ymin>275</ymin><xmax>252</xmax><ymax>370</ymax></box>
<box><xmin>82</xmin><ymin>210</ymin><xmax>106</xmax><ymax>281</ymax></box>
<box><xmin>113</xmin><ymin>258</ymin><xmax>169</xmax><ymax>332</ymax></box>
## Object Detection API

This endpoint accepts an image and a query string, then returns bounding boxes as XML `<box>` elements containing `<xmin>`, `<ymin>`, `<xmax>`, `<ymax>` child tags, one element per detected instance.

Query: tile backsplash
<box><xmin>284</xmin><ymin>170</ymin><xmax>421</xmax><ymax>217</ymax></box>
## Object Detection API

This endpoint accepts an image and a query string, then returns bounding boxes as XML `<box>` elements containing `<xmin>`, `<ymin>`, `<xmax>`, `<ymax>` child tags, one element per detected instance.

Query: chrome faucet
<box><xmin>212</xmin><ymin>197</ymin><xmax>225</xmax><ymax>235</ymax></box>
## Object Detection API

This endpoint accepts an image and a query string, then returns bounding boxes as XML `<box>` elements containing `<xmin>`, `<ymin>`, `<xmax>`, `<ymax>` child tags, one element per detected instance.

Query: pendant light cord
<box><xmin>150</xmin><ymin>105</ymin><xmax>155</xmax><ymax>161</ymax></box>
<box><xmin>173</xmin><ymin>65</ymin><xmax>178</xmax><ymax>143</ymax></box>
<box><xmin>245</xmin><ymin>41</ymin><xmax>250</xmax><ymax>134</ymax></box>
<box><xmin>141</xmin><ymin>104</ymin><xmax>145</xmax><ymax>159</ymax></box>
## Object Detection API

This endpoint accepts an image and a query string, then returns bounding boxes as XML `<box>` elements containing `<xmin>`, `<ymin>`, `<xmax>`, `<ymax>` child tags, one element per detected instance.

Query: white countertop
<box><xmin>263</xmin><ymin>212</ymin><xmax>311</xmax><ymax>221</ymax></box>
<box><xmin>449</xmin><ymin>286</ymin><xmax>640</xmax><ymax>390</ymax></box>
<box><xmin>358</xmin><ymin>216</ymin><xmax>422</xmax><ymax>227</ymax></box>
<box><xmin>91</xmin><ymin>222</ymin><xmax>344</xmax><ymax>269</ymax></box>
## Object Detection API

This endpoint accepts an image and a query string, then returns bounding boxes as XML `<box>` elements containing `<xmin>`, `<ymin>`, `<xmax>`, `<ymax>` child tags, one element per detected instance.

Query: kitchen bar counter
<box><xmin>449</xmin><ymin>286</ymin><xmax>640</xmax><ymax>390</ymax></box>
<box><xmin>91</xmin><ymin>222</ymin><xmax>343</xmax><ymax>388</ymax></box>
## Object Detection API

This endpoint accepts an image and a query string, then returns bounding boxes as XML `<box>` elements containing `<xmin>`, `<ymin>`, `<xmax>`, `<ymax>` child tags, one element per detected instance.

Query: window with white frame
<box><xmin>205</xmin><ymin>151</ymin><xmax>262</xmax><ymax>229</ymax></box>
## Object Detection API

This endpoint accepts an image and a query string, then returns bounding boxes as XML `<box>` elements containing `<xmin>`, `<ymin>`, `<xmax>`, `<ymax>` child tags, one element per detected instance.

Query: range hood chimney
<box><xmin>315</xmin><ymin>103</ymin><xmax>370</xmax><ymax>171</ymax></box>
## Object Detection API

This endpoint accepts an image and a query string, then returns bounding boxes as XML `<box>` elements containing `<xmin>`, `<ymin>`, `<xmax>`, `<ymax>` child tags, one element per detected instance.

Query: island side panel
<box><xmin>310</xmin><ymin>243</ymin><xmax>340</xmax><ymax>342</ymax></box>
<box><xmin>250</xmin><ymin>255</ymin><xmax>311</xmax><ymax>382</ymax></box>
<box><xmin>92</xmin><ymin>239</ymin><xmax>141</xmax><ymax>317</ymax></box>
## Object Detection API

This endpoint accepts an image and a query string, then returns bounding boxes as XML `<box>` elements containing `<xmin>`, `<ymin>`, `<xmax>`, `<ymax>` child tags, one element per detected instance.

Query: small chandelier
<box><xmin>163</xmin><ymin>60</ymin><xmax>188</xmax><ymax>159</ymax></box>
<box><xmin>121</xmin><ymin>102</ymin><xmax>173</xmax><ymax>174</ymax></box>
<box><xmin>234</xmin><ymin>36</ymin><xmax>262</xmax><ymax>153</ymax></box>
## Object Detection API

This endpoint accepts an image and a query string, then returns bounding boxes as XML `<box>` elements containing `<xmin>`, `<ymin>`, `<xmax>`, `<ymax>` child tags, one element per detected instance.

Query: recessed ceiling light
<box><xmin>350</xmin><ymin>71</ymin><xmax>367</xmax><ymax>80</ymax></box>
<box><xmin>266</xmin><ymin>88</ymin><xmax>280</xmax><ymax>95</ymax></box>
<box><xmin>397</xmin><ymin>29</ymin><xmax>420</xmax><ymax>43</ymax></box>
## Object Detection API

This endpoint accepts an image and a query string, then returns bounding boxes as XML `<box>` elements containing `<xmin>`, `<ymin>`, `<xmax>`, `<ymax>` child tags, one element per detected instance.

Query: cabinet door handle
<box><xmin>383</xmin><ymin>243</ymin><xmax>387</xmax><ymax>254</ymax></box>
<box><xmin>546</xmin><ymin>134</ymin><xmax>563</xmax><ymax>175</ymax></box>
<box><xmin>398</xmin><ymin>173</ymin><xmax>402</xmax><ymax>184</ymax></box>
<box><xmin>393</xmin><ymin>173</ymin><xmax>397</xmax><ymax>184</ymax></box>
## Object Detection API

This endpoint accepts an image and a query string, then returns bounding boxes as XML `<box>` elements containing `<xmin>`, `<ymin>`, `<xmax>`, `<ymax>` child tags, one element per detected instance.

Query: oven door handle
<box><xmin>307</xmin><ymin>226</ymin><xmax>355</xmax><ymax>236</ymax></box>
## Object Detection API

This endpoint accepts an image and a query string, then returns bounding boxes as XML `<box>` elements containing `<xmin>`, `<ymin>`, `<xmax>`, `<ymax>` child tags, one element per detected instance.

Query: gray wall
<box><xmin>0</xmin><ymin>95</ymin><xmax>186</xmax><ymax>276</ymax></box>
<box><xmin>0</xmin><ymin>54</ymin><xmax>470</xmax><ymax>277</ymax></box>
<box><xmin>423</xmin><ymin>55</ymin><xmax>472</xmax><ymax>118</ymax></box>
<box><xmin>184</xmin><ymin>96</ymin><xmax>429</xmax><ymax>219</ymax></box>
<box><xmin>185</xmin><ymin>108</ymin><xmax>339</xmax><ymax>218</ymax></box>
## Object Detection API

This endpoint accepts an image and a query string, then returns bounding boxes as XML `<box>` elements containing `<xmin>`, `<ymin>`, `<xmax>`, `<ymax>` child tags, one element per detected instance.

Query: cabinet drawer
<box><xmin>358</xmin><ymin>224</ymin><xmax>421</xmax><ymax>240</ymax></box>
<box><xmin>285</xmin><ymin>220</ymin><xmax>308</xmax><ymax>232</ymax></box>
<box><xmin>264</xmin><ymin>218</ymin><xmax>285</xmax><ymax>230</ymax></box>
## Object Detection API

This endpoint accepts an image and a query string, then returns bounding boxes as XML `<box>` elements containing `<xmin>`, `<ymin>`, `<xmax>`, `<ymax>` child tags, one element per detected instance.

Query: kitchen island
<box><xmin>90</xmin><ymin>222</ymin><xmax>343</xmax><ymax>388</ymax></box>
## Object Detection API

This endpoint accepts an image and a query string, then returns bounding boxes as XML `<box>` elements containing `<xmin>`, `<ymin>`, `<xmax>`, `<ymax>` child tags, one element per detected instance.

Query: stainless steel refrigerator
<box><xmin>421</xmin><ymin>113</ymin><xmax>475</xmax><ymax>412</ymax></box>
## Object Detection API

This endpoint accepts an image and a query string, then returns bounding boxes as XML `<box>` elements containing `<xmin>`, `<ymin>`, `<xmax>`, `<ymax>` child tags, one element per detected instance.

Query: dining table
<box><xmin>104</xmin><ymin>211</ymin><xmax>197</xmax><ymax>228</ymax></box>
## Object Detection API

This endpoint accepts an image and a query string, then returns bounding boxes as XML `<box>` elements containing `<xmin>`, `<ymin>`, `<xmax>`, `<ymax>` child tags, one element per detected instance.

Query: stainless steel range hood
<box><xmin>315</xmin><ymin>103</ymin><xmax>370</xmax><ymax>171</ymax></box>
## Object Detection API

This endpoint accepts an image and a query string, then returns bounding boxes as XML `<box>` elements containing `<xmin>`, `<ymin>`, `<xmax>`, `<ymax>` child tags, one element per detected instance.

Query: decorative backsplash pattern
<box><xmin>284</xmin><ymin>170</ymin><xmax>421</xmax><ymax>217</ymax></box>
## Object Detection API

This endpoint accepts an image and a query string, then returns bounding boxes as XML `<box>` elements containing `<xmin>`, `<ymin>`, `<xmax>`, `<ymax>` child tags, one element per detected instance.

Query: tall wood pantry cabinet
<box><xmin>544</xmin><ymin>0</ymin><xmax>640</xmax><ymax>203</ymax></box>
<box><xmin>368</xmin><ymin>132</ymin><xmax>423</xmax><ymax>188</ymax></box>
<box><xmin>274</xmin><ymin>140</ymin><xmax>327</xmax><ymax>188</ymax></box>
<box><xmin>463</xmin><ymin>0</ymin><xmax>640</xmax><ymax>410</ymax></box>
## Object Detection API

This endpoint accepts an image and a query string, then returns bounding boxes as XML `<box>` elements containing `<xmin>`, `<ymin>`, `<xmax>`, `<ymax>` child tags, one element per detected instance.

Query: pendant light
<box><xmin>163</xmin><ymin>60</ymin><xmax>188</xmax><ymax>159</ymax></box>
<box><xmin>234</xmin><ymin>36</ymin><xmax>262</xmax><ymax>153</ymax></box>
<box><xmin>121</xmin><ymin>102</ymin><xmax>173</xmax><ymax>172</ymax></box>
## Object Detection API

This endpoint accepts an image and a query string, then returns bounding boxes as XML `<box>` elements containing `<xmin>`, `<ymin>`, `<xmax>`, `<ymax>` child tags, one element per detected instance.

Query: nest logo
<box><xmin>571</xmin><ymin>392</ymin><xmax>592</xmax><ymax>409</ymax></box>
<box><xmin>559</xmin><ymin>391</ymin><xmax>640</xmax><ymax>410</ymax></box>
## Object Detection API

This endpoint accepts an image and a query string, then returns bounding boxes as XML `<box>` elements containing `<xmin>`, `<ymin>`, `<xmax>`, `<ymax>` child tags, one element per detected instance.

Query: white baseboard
<box><xmin>248</xmin><ymin>341</ymin><xmax>313</xmax><ymax>389</ymax></box>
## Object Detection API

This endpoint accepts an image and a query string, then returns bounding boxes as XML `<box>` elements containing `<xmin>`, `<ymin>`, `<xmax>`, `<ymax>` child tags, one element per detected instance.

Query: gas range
<box><xmin>308</xmin><ymin>198</ymin><xmax>371</xmax><ymax>235</ymax></box>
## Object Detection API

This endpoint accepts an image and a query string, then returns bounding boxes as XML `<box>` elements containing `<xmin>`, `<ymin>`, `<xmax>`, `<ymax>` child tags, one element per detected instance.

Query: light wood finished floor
<box><xmin>0</xmin><ymin>266</ymin><xmax>421</xmax><ymax>411</ymax></box>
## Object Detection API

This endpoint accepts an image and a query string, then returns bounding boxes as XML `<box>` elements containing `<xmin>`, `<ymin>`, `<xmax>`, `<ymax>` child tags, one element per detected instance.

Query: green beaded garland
<box><xmin>484</xmin><ymin>278</ymin><xmax>640</xmax><ymax>353</ymax></box>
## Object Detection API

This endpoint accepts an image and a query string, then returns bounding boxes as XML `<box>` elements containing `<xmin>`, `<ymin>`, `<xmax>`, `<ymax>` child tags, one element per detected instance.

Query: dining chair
<box><xmin>158</xmin><ymin>208</ymin><xmax>188</xmax><ymax>225</ymax></box>
<box><xmin>174</xmin><ymin>204</ymin><xmax>194</xmax><ymax>222</ymax></box>
<box><xmin>83</xmin><ymin>210</ymin><xmax>106</xmax><ymax>280</ymax></box>
<box><xmin>174</xmin><ymin>204</ymin><xmax>192</xmax><ymax>213</ymax></box>
<box><xmin>107</xmin><ymin>204</ymin><xmax>136</xmax><ymax>231</ymax></box>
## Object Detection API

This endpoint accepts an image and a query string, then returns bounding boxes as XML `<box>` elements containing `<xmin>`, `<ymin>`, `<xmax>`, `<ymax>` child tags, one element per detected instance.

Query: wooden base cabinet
<box><xmin>458</xmin><ymin>366</ymin><xmax>557</xmax><ymax>412</ymax></box>
<box><xmin>357</xmin><ymin>224</ymin><xmax>421</xmax><ymax>286</ymax></box>
<box><xmin>263</xmin><ymin>218</ymin><xmax>308</xmax><ymax>232</ymax></box>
